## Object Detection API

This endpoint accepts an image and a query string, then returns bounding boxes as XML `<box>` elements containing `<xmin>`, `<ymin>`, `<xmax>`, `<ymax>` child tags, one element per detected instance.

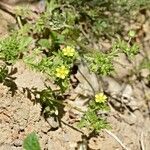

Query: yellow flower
<box><xmin>56</xmin><ymin>65</ymin><xmax>69</xmax><ymax>79</ymax></box>
<box><xmin>62</xmin><ymin>46</ymin><xmax>75</xmax><ymax>57</ymax></box>
<box><xmin>95</xmin><ymin>93</ymin><xmax>107</xmax><ymax>103</ymax></box>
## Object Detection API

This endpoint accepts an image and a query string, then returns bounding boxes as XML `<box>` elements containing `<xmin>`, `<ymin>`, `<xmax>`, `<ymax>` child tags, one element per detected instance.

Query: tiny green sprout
<box><xmin>62</xmin><ymin>46</ymin><xmax>76</xmax><ymax>57</ymax></box>
<box><xmin>128</xmin><ymin>30</ymin><xmax>136</xmax><ymax>38</ymax></box>
<box><xmin>23</xmin><ymin>132</ymin><xmax>41</xmax><ymax>150</ymax></box>
<box><xmin>56</xmin><ymin>65</ymin><xmax>69</xmax><ymax>79</ymax></box>
<box><xmin>95</xmin><ymin>93</ymin><xmax>107</xmax><ymax>103</ymax></box>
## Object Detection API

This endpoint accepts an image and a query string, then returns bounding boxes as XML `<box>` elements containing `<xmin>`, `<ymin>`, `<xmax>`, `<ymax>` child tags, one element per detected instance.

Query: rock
<box><xmin>121</xmin><ymin>84</ymin><xmax>133</xmax><ymax>104</ymax></box>
<box><xmin>127</xmin><ymin>100</ymin><xmax>139</xmax><ymax>111</ymax></box>
<box><xmin>102</xmin><ymin>77</ymin><xmax>122</xmax><ymax>98</ymax></box>
<box><xmin>46</xmin><ymin>117</ymin><xmax>59</xmax><ymax>129</ymax></box>
<box><xmin>110</xmin><ymin>98</ymin><xmax>123</xmax><ymax>112</ymax></box>
<box><xmin>0</xmin><ymin>0</ymin><xmax>45</xmax><ymax>15</ymax></box>
<box><xmin>112</xmin><ymin>53</ymin><xmax>132</xmax><ymax>79</ymax></box>
<box><xmin>140</xmin><ymin>68</ymin><xmax>150</xmax><ymax>78</ymax></box>
<box><xmin>121</xmin><ymin>114</ymin><xmax>137</xmax><ymax>125</ymax></box>
<box><xmin>74</xmin><ymin>96</ymin><xmax>89</xmax><ymax>112</ymax></box>
<box><xmin>75</xmin><ymin>63</ymin><xmax>101</xmax><ymax>97</ymax></box>
<box><xmin>0</xmin><ymin>9</ymin><xmax>16</xmax><ymax>38</ymax></box>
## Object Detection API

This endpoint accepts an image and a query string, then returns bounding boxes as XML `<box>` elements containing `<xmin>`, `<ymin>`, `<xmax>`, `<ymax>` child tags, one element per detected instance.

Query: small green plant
<box><xmin>0</xmin><ymin>0</ymin><xmax>143</xmax><ymax>140</ymax></box>
<box><xmin>24</xmin><ymin>46</ymin><xmax>78</xmax><ymax>92</ymax></box>
<box><xmin>13</xmin><ymin>5</ymin><xmax>139</xmax><ymax>134</ymax></box>
<box><xmin>31</xmin><ymin>87</ymin><xmax>59</xmax><ymax>117</ymax></box>
<box><xmin>23</xmin><ymin>132</ymin><xmax>41</xmax><ymax>150</ymax></box>
<box><xmin>78</xmin><ymin>93</ymin><xmax>109</xmax><ymax>132</ymax></box>
<box><xmin>83</xmin><ymin>31</ymin><xmax>139</xmax><ymax>76</ymax></box>
<box><xmin>0</xmin><ymin>33</ymin><xmax>32</xmax><ymax>63</ymax></box>
<box><xmin>116</xmin><ymin>37</ymin><xmax>139</xmax><ymax>58</ymax></box>
<box><xmin>84</xmin><ymin>51</ymin><xmax>115</xmax><ymax>76</ymax></box>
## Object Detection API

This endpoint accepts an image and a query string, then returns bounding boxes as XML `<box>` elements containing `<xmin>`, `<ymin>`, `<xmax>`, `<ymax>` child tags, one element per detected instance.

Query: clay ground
<box><xmin>0</xmin><ymin>8</ymin><xmax>150</xmax><ymax>150</ymax></box>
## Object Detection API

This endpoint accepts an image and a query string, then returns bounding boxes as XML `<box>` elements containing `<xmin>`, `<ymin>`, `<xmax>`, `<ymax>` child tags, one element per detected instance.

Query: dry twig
<box><xmin>104</xmin><ymin>129</ymin><xmax>130</xmax><ymax>150</ymax></box>
<box><xmin>140</xmin><ymin>131</ymin><xmax>145</xmax><ymax>150</ymax></box>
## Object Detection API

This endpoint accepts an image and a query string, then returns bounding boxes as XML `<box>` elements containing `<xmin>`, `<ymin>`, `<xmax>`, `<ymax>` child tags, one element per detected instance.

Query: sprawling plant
<box><xmin>0</xmin><ymin>0</ymin><xmax>146</xmax><ymax>135</ymax></box>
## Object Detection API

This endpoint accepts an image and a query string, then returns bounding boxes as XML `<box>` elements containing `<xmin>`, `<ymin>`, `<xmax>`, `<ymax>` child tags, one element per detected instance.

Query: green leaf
<box><xmin>47</xmin><ymin>0</ymin><xmax>58</xmax><ymax>13</ymax></box>
<box><xmin>23</xmin><ymin>132</ymin><xmax>41</xmax><ymax>150</ymax></box>
<box><xmin>38</xmin><ymin>39</ymin><xmax>51</xmax><ymax>49</ymax></box>
<box><xmin>19</xmin><ymin>36</ymin><xmax>32</xmax><ymax>50</ymax></box>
